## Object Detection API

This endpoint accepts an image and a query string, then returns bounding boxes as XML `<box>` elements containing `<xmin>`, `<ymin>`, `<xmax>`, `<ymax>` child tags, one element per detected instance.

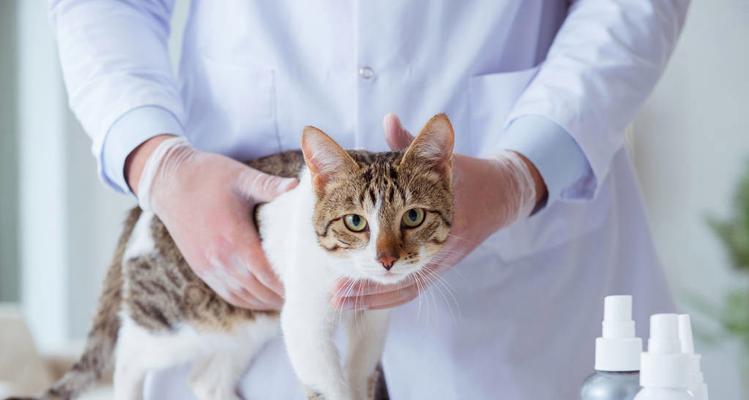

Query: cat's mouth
<box><xmin>370</xmin><ymin>273</ymin><xmax>409</xmax><ymax>285</ymax></box>
<box><xmin>367</xmin><ymin>264</ymin><xmax>424</xmax><ymax>285</ymax></box>
<box><xmin>375</xmin><ymin>270</ymin><xmax>403</xmax><ymax>282</ymax></box>
<box><xmin>342</xmin><ymin>257</ymin><xmax>430</xmax><ymax>285</ymax></box>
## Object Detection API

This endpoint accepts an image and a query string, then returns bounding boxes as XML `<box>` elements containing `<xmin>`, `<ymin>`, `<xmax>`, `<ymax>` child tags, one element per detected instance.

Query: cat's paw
<box><xmin>191</xmin><ymin>384</ymin><xmax>243</xmax><ymax>400</ymax></box>
<box><xmin>367</xmin><ymin>371</ymin><xmax>378</xmax><ymax>400</ymax></box>
<box><xmin>190</xmin><ymin>374</ymin><xmax>243</xmax><ymax>400</ymax></box>
<box><xmin>304</xmin><ymin>387</ymin><xmax>326</xmax><ymax>400</ymax></box>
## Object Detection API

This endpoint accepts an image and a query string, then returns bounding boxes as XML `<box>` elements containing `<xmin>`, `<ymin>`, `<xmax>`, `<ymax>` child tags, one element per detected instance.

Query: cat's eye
<box><xmin>401</xmin><ymin>208</ymin><xmax>425</xmax><ymax>228</ymax></box>
<box><xmin>343</xmin><ymin>214</ymin><xmax>368</xmax><ymax>232</ymax></box>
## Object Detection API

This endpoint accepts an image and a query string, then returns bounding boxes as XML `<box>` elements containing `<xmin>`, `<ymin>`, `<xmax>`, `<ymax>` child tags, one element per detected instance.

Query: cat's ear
<box><xmin>400</xmin><ymin>113</ymin><xmax>454</xmax><ymax>175</ymax></box>
<box><xmin>302</xmin><ymin>126</ymin><xmax>359</xmax><ymax>191</ymax></box>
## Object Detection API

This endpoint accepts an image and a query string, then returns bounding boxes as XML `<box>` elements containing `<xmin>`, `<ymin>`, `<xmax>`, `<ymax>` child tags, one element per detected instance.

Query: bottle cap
<box><xmin>594</xmin><ymin>295</ymin><xmax>642</xmax><ymax>372</ymax></box>
<box><xmin>678</xmin><ymin>314</ymin><xmax>695</xmax><ymax>354</ymax></box>
<box><xmin>679</xmin><ymin>314</ymin><xmax>709</xmax><ymax>400</ymax></box>
<box><xmin>640</xmin><ymin>314</ymin><xmax>690</xmax><ymax>389</ymax></box>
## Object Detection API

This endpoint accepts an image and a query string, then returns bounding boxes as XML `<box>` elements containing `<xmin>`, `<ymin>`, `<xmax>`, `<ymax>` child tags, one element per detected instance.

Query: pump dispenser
<box><xmin>580</xmin><ymin>296</ymin><xmax>642</xmax><ymax>400</ymax></box>
<box><xmin>634</xmin><ymin>314</ymin><xmax>694</xmax><ymax>400</ymax></box>
<box><xmin>679</xmin><ymin>315</ymin><xmax>708</xmax><ymax>400</ymax></box>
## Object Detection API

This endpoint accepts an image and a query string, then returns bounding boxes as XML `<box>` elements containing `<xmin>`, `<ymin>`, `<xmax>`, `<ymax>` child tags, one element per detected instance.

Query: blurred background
<box><xmin>0</xmin><ymin>0</ymin><xmax>747</xmax><ymax>398</ymax></box>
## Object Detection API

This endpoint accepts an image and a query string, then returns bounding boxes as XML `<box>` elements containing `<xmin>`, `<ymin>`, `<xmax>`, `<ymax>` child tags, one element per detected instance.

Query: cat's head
<box><xmin>301</xmin><ymin>114</ymin><xmax>454</xmax><ymax>284</ymax></box>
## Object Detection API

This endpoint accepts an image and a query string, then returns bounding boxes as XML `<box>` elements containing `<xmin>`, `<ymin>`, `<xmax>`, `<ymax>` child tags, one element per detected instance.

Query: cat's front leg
<box><xmin>114</xmin><ymin>323</ymin><xmax>149</xmax><ymax>400</ymax></box>
<box><xmin>282</xmin><ymin>290</ymin><xmax>351</xmax><ymax>400</ymax></box>
<box><xmin>188</xmin><ymin>315</ymin><xmax>280</xmax><ymax>400</ymax></box>
<box><xmin>344</xmin><ymin>310</ymin><xmax>389</xmax><ymax>400</ymax></box>
<box><xmin>189</xmin><ymin>355</ymin><xmax>241</xmax><ymax>400</ymax></box>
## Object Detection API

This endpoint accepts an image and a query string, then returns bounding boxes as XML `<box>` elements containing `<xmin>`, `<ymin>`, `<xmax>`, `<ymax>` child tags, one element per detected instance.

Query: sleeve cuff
<box><xmin>100</xmin><ymin>106</ymin><xmax>184</xmax><ymax>193</ymax></box>
<box><xmin>495</xmin><ymin>115</ymin><xmax>592</xmax><ymax>202</ymax></box>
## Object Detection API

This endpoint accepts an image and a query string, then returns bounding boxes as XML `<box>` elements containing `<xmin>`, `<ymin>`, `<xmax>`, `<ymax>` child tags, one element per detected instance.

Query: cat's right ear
<box><xmin>301</xmin><ymin>126</ymin><xmax>359</xmax><ymax>192</ymax></box>
<box><xmin>400</xmin><ymin>113</ymin><xmax>455</xmax><ymax>177</ymax></box>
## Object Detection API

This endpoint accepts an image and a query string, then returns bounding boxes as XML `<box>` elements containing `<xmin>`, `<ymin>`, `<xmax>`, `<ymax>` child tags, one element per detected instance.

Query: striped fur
<box><xmin>19</xmin><ymin>113</ymin><xmax>454</xmax><ymax>400</ymax></box>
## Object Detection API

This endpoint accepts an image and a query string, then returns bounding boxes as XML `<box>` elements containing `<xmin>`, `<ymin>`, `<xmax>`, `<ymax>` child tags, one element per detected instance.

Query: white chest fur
<box><xmin>257</xmin><ymin>168</ymin><xmax>336</xmax><ymax>287</ymax></box>
<box><xmin>117</xmin><ymin>169</ymin><xmax>388</xmax><ymax>400</ymax></box>
<box><xmin>256</xmin><ymin>169</ymin><xmax>390</xmax><ymax>399</ymax></box>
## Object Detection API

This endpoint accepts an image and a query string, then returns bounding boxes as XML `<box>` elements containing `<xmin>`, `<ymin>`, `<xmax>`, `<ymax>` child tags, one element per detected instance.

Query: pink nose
<box><xmin>377</xmin><ymin>255</ymin><xmax>398</xmax><ymax>271</ymax></box>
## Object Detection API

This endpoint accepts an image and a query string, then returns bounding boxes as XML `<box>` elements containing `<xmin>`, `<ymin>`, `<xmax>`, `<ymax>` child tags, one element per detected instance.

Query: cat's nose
<box><xmin>377</xmin><ymin>254</ymin><xmax>399</xmax><ymax>271</ymax></box>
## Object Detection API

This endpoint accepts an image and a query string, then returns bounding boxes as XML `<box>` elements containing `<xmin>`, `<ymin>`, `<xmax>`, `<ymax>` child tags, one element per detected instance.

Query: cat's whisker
<box><xmin>407</xmin><ymin>264</ymin><xmax>460</xmax><ymax>326</ymax></box>
<box><xmin>413</xmin><ymin>273</ymin><xmax>423</xmax><ymax>320</ymax></box>
<box><xmin>424</xmin><ymin>281</ymin><xmax>454</xmax><ymax>320</ymax></box>
<box><xmin>411</xmin><ymin>272</ymin><xmax>426</xmax><ymax>321</ymax></box>
<box><xmin>335</xmin><ymin>277</ymin><xmax>358</xmax><ymax>328</ymax></box>
<box><xmin>429</xmin><ymin>250</ymin><xmax>458</xmax><ymax>262</ymax></box>
<box><xmin>445</xmin><ymin>233</ymin><xmax>472</xmax><ymax>245</ymax></box>
<box><xmin>420</xmin><ymin>267</ymin><xmax>461</xmax><ymax>322</ymax></box>
<box><xmin>426</xmin><ymin>254</ymin><xmax>470</xmax><ymax>283</ymax></box>
<box><xmin>333</xmin><ymin>279</ymin><xmax>353</xmax><ymax>298</ymax></box>
<box><xmin>354</xmin><ymin>279</ymin><xmax>366</xmax><ymax>328</ymax></box>
<box><xmin>350</xmin><ymin>280</ymin><xmax>364</xmax><ymax>330</ymax></box>
<box><xmin>335</xmin><ymin>279</ymin><xmax>352</xmax><ymax>296</ymax></box>
<box><xmin>414</xmin><ymin>269</ymin><xmax>437</xmax><ymax>327</ymax></box>
<box><xmin>426</xmin><ymin>272</ymin><xmax>439</xmax><ymax>327</ymax></box>
<box><xmin>412</xmin><ymin>270</ymin><xmax>426</xmax><ymax>322</ymax></box>
<box><xmin>421</xmin><ymin>272</ymin><xmax>434</xmax><ymax>326</ymax></box>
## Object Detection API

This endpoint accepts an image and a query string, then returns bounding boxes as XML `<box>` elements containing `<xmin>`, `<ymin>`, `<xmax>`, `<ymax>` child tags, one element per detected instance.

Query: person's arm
<box><xmin>50</xmin><ymin>0</ymin><xmax>184</xmax><ymax>192</ymax></box>
<box><xmin>498</xmin><ymin>116</ymin><xmax>588</xmax><ymax>204</ymax></box>
<box><xmin>333</xmin><ymin>115</ymin><xmax>540</xmax><ymax>310</ymax></box>
<box><xmin>337</xmin><ymin>1</ymin><xmax>690</xmax><ymax>309</ymax></box>
<box><xmin>50</xmin><ymin>1</ymin><xmax>296</xmax><ymax>310</ymax></box>
<box><xmin>504</xmin><ymin>0</ymin><xmax>690</xmax><ymax>201</ymax></box>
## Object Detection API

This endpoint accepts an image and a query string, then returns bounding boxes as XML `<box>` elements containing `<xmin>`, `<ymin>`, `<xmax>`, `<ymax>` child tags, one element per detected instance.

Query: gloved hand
<box><xmin>332</xmin><ymin>114</ymin><xmax>546</xmax><ymax>310</ymax></box>
<box><xmin>127</xmin><ymin>135</ymin><xmax>298</xmax><ymax>310</ymax></box>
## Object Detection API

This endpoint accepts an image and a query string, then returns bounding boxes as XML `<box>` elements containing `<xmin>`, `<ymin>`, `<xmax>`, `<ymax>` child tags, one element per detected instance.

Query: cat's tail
<box><xmin>9</xmin><ymin>208</ymin><xmax>142</xmax><ymax>400</ymax></box>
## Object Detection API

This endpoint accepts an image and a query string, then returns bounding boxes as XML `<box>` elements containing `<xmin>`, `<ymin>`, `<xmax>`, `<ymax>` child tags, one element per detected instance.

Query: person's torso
<box><xmin>177</xmin><ymin>0</ymin><xmax>567</xmax><ymax>159</ymax></box>
<box><xmin>141</xmin><ymin>2</ymin><xmax>675</xmax><ymax>399</ymax></box>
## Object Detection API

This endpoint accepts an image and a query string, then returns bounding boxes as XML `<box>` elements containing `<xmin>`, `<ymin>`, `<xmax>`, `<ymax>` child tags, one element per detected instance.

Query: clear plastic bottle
<box><xmin>634</xmin><ymin>314</ymin><xmax>694</xmax><ymax>400</ymax></box>
<box><xmin>580</xmin><ymin>295</ymin><xmax>643</xmax><ymax>400</ymax></box>
<box><xmin>633</xmin><ymin>387</ymin><xmax>695</xmax><ymax>400</ymax></box>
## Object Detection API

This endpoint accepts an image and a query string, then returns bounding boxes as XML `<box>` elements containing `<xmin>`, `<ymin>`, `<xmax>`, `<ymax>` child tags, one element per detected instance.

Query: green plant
<box><xmin>703</xmin><ymin>164</ymin><xmax>749</xmax><ymax>367</ymax></box>
<box><xmin>709</xmin><ymin>165</ymin><xmax>749</xmax><ymax>274</ymax></box>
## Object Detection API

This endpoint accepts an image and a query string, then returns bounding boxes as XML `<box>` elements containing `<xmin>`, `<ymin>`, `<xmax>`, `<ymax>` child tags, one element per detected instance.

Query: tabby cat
<box><xmin>20</xmin><ymin>114</ymin><xmax>454</xmax><ymax>400</ymax></box>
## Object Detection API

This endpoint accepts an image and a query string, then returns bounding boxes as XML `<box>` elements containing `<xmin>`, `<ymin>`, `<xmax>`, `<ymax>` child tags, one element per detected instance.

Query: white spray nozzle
<box><xmin>602</xmin><ymin>295</ymin><xmax>635</xmax><ymax>338</ymax></box>
<box><xmin>594</xmin><ymin>295</ymin><xmax>642</xmax><ymax>372</ymax></box>
<box><xmin>640</xmin><ymin>313</ymin><xmax>691</xmax><ymax>389</ymax></box>
<box><xmin>679</xmin><ymin>314</ymin><xmax>709</xmax><ymax>400</ymax></box>
<box><xmin>648</xmin><ymin>314</ymin><xmax>681</xmax><ymax>354</ymax></box>
<box><xmin>678</xmin><ymin>314</ymin><xmax>695</xmax><ymax>354</ymax></box>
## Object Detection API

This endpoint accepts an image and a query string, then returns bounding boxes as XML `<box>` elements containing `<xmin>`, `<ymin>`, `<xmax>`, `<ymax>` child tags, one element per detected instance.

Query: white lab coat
<box><xmin>50</xmin><ymin>1</ymin><xmax>689</xmax><ymax>399</ymax></box>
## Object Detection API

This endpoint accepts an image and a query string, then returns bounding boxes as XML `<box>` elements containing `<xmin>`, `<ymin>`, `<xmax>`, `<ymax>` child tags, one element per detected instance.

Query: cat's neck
<box><xmin>258</xmin><ymin>168</ymin><xmax>328</xmax><ymax>281</ymax></box>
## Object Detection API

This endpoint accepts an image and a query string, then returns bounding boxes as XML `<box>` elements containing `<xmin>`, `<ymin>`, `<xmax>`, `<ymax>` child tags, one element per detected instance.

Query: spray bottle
<box><xmin>580</xmin><ymin>295</ymin><xmax>643</xmax><ymax>400</ymax></box>
<box><xmin>678</xmin><ymin>315</ymin><xmax>709</xmax><ymax>400</ymax></box>
<box><xmin>634</xmin><ymin>314</ymin><xmax>694</xmax><ymax>400</ymax></box>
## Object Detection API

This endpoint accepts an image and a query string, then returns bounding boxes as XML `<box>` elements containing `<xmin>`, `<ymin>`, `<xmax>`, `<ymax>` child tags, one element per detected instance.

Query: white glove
<box><xmin>333</xmin><ymin>113</ymin><xmax>541</xmax><ymax>310</ymax></box>
<box><xmin>133</xmin><ymin>136</ymin><xmax>297</xmax><ymax>310</ymax></box>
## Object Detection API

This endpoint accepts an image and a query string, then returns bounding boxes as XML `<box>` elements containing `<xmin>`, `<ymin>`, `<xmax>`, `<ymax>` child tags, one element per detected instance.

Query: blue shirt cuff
<box><xmin>496</xmin><ymin>115</ymin><xmax>590</xmax><ymax>201</ymax></box>
<box><xmin>101</xmin><ymin>106</ymin><xmax>184</xmax><ymax>193</ymax></box>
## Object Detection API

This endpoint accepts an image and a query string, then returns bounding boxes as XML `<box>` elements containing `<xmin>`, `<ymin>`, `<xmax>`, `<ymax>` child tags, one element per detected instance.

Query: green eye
<box><xmin>343</xmin><ymin>214</ymin><xmax>368</xmax><ymax>232</ymax></box>
<box><xmin>401</xmin><ymin>208</ymin><xmax>425</xmax><ymax>228</ymax></box>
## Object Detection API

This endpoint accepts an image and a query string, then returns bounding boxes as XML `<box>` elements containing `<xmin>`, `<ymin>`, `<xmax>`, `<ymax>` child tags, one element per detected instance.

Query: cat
<box><xmin>15</xmin><ymin>113</ymin><xmax>454</xmax><ymax>400</ymax></box>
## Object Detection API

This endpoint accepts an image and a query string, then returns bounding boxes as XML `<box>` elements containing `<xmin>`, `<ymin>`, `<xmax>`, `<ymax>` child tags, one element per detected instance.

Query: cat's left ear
<box><xmin>302</xmin><ymin>126</ymin><xmax>359</xmax><ymax>192</ymax></box>
<box><xmin>400</xmin><ymin>113</ymin><xmax>455</xmax><ymax>177</ymax></box>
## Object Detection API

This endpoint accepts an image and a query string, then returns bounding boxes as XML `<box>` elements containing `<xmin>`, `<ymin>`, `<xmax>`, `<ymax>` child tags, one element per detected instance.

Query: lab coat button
<box><xmin>358</xmin><ymin>66</ymin><xmax>375</xmax><ymax>80</ymax></box>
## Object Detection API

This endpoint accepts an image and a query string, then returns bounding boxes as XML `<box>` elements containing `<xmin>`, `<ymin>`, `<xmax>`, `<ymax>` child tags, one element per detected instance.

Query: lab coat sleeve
<box><xmin>49</xmin><ymin>0</ymin><xmax>184</xmax><ymax>193</ymax></box>
<box><xmin>497</xmin><ymin>116</ymin><xmax>589</xmax><ymax>202</ymax></box>
<box><xmin>506</xmin><ymin>0</ymin><xmax>690</xmax><ymax>200</ymax></box>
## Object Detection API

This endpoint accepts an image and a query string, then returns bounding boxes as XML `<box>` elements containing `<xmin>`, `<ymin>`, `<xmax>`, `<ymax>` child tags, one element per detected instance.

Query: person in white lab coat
<box><xmin>50</xmin><ymin>1</ymin><xmax>690</xmax><ymax>399</ymax></box>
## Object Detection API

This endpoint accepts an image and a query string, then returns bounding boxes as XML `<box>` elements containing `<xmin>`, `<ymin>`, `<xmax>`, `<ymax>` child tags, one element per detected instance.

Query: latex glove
<box><xmin>127</xmin><ymin>135</ymin><xmax>298</xmax><ymax>310</ymax></box>
<box><xmin>332</xmin><ymin>114</ymin><xmax>546</xmax><ymax>310</ymax></box>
